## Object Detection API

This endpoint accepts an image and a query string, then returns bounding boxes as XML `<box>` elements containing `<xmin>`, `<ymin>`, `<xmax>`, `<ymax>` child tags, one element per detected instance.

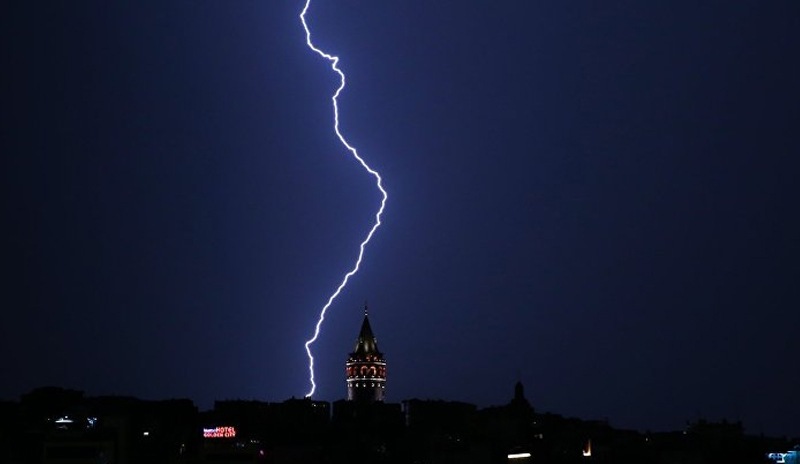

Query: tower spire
<box><xmin>346</xmin><ymin>303</ymin><xmax>386</xmax><ymax>402</ymax></box>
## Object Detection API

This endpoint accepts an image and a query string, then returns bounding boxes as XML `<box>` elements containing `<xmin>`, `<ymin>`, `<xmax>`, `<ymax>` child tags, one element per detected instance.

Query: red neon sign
<box><xmin>203</xmin><ymin>426</ymin><xmax>236</xmax><ymax>438</ymax></box>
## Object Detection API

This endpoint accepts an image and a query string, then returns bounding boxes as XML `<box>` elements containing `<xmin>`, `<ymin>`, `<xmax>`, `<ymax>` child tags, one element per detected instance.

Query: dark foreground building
<box><xmin>2</xmin><ymin>385</ymin><xmax>797</xmax><ymax>464</ymax></box>
<box><xmin>2</xmin><ymin>312</ymin><xmax>796</xmax><ymax>463</ymax></box>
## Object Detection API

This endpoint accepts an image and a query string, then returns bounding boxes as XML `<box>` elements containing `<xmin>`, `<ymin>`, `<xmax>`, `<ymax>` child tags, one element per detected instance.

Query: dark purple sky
<box><xmin>2</xmin><ymin>1</ymin><xmax>799</xmax><ymax>437</ymax></box>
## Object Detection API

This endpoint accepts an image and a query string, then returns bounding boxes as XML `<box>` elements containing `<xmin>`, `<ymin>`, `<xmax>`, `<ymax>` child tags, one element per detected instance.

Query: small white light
<box><xmin>508</xmin><ymin>452</ymin><xmax>531</xmax><ymax>459</ymax></box>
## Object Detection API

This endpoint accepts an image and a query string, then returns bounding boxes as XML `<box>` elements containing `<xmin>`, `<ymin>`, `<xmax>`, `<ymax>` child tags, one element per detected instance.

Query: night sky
<box><xmin>2</xmin><ymin>1</ymin><xmax>799</xmax><ymax>437</ymax></box>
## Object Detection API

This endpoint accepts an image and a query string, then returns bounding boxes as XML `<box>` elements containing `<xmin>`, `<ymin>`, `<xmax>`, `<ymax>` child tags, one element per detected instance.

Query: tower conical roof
<box><xmin>352</xmin><ymin>305</ymin><xmax>381</xmax><ymax>355</ymax></box>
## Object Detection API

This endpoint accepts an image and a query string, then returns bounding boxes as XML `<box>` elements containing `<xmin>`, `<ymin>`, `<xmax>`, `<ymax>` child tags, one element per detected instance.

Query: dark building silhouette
<box><xmin>401</xmin><ymin>399</ymin><xmax>487</xmax><ymax>463</ymax></box>
<box><xmin>1</xmin><ymin>385</ymin><xmax>797</xmax><ymax>464</ymax></box>
<box><xmin>8</xmin><ymin>387</ymin><xmax>199</xmax><ymax>464</ymax></box>
<box><xmin>346</xmin><ymin>304</ymin><xmax>386</xmax><ymax>402</ymax></box>
<box><xmin>3</xmin><ymin>313</ymin><xmax>797</xmax><ymax>463</ymax></box>
<box><xmin>201</xmin><ymin>398</ymin><xmax>329</xmax><ymax>463</ymax></box>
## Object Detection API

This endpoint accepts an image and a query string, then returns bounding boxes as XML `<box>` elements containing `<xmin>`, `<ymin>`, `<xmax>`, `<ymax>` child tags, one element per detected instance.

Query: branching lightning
<box><xmin>299</xmin><ymin>0</ymin><xmax>388</xmax><ymax>398</ymax></box>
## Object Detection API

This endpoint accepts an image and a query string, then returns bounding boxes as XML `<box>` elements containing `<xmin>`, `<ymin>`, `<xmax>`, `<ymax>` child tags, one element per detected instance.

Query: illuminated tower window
<box><xmin>345</xmin><ymin>304</ymin><xmax>386</xmax><ymax>402</ymax></box>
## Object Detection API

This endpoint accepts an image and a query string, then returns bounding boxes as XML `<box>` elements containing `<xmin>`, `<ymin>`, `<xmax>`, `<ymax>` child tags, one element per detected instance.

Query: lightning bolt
<box><xmin>299</xmin><ymin>0</ymin><xmax>388</xmax><ymax>398</ymax></box>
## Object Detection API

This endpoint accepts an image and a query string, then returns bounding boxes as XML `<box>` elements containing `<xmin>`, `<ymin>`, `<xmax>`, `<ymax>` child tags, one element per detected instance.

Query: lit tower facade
<box><xmin>345</xmin><ymin>305</ymin><xmax>386</xmax><ymax>402</ymax></box>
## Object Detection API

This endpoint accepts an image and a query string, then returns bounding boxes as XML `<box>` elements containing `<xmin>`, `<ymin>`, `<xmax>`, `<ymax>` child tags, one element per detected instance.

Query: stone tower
<box><xmin>345</xmin><ymin>305</ymin><xmax>386</xmax><ymax>402</ymax></box>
